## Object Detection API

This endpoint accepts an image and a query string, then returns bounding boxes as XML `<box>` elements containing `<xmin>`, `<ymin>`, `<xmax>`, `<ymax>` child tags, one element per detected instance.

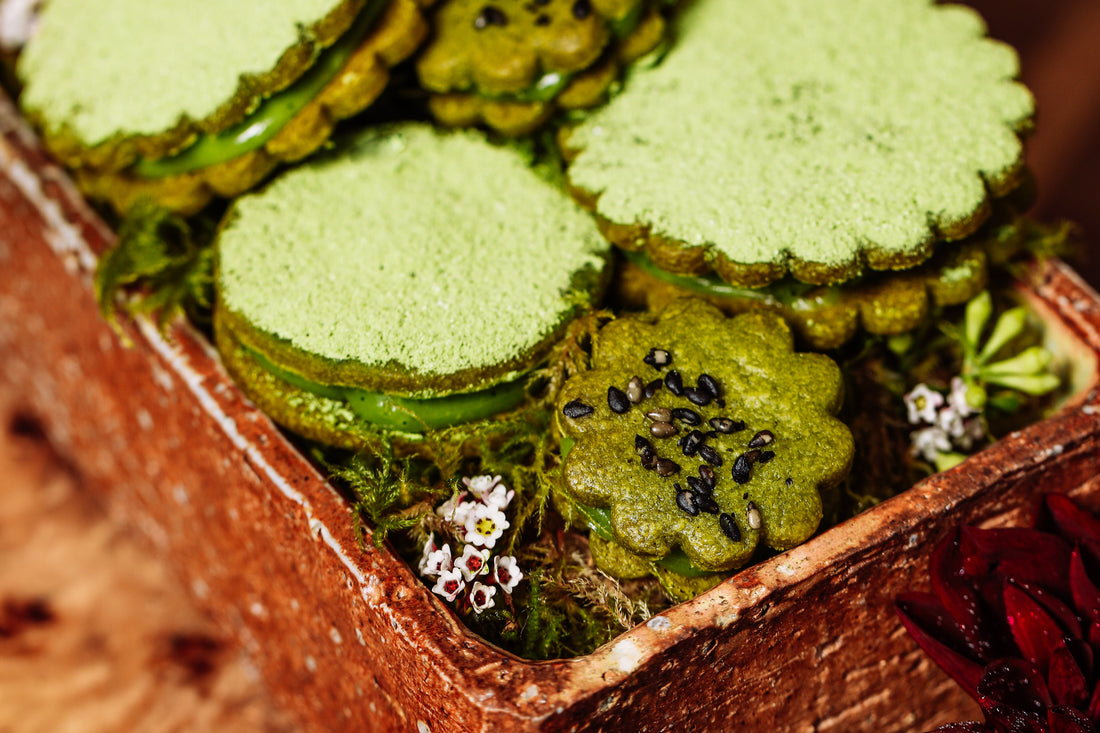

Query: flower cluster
<box><xmin>418</xmin><ymin>475</ymin><xmax>523</xmax><ymax>614</ymax></box>
<box><xmin>905</xmin><ymin>378</ymin><xmax>986</xmax><ymax>468</ymax></box>
<box><xmin>896</xmin><ymin>493</ymin><xmax>1100</xmax><ymax>733</ymax></box>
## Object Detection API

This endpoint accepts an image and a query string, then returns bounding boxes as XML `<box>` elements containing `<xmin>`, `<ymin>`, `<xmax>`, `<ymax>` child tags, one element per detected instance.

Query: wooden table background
<box><xmin>1</xmin><ymin>2</ymin><xmax>1098</xmax><ymax>731</ymax></box>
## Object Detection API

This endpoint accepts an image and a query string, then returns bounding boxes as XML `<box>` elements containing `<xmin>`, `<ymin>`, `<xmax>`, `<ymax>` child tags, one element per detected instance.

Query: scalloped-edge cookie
<box><xmin>556</xmin><ymin>299</ymin><xmax>854</xmax><ymax>572</ymax></box>
<box><xmin>417</xmin><ymin>0</ymin><xmax>664</xmax><ymax>135</ymax></box>
<box><xmin>18</xmin><ymin>0</ymin><xmax>433</xmax><ymax>214</ymax></box>
<box><xmin>563</xmin><ymin>0</ymin><xmax>1034</xmax><ymax>288</ymax></box>
<box><xmin>215</xmin><ymin>123</ymin><xmax>610</xmax><ymax>448</ymax></box>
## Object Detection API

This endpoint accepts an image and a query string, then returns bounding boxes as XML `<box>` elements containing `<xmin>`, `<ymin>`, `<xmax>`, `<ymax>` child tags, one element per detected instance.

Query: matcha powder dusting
<box><xmin>217</xmin><ymin>124</ymin><xmax>608</xmax><ymax>386</ymax></box>
<box><xmin>565</xmin><ymin>0</ymin><xmax>1033</xmax><ymax>286</ymax></box>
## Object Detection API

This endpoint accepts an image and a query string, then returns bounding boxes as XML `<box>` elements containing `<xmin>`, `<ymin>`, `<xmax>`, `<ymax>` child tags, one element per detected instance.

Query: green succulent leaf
<box><xmin>976</xmin><ymin>306</ymin><xmax>1028</xmax><ymax>365</ymax></box>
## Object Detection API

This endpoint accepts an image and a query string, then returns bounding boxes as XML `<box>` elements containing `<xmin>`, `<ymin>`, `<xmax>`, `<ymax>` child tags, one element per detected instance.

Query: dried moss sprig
<box><xmin>94</xmin><ymin>200</ymin><xmax>216</xmax><ymax>332</ymax></box>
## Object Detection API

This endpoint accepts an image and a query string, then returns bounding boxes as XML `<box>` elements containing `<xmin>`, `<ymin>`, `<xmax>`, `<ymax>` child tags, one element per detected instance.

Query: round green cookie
<box><xmin>563</xmin><ymin>0</ymin><xmax>1034</xmax><ymax>288</ymax></box>
<box><xmin>18</xmin><ymin>0</ymin><xmax>432</xmax><ymax>213</ymax></box>
<box><xmin>556</xmin><ymin>299</ymin><xmax>854</xmax><ymax>572</ymax></box>
<box><xmin>215</xmin><ymin>123</ymin><xmax>610</xmax><ymax>448</ymax></box>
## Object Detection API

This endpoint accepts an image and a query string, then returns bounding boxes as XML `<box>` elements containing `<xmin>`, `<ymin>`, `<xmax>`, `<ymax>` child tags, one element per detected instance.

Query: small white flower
<box><xmin>936</xmin><ymin>404</ymin><xmax>967</xmax><ymax>439</ymax></box>
<box><xmin>492</xmin><ymin>555</ymin><xmax>523</xmax><ymax>595</ymax></box>
<box><xmin>422</xmin><ymin>543</ymin><xmax>453</xmax><ymax>577</ymax></box>
<box><xmin>418</xmin><ymin>533</ymin><xmax>438</xmax><ymax>574</ymax></box>
<box><xmin>456</xmin><ymin>544</ymin><xmax>491</xmax><ymax>581</ymax></box>
<box><xmin>462</xmin><ymin>474</ymin><xmax>502</xmax><ymax>501</ymax></box>
<box><xmin>904</xmin><ymin>384</ymin><xmax>944</xmax><ymax>425</ymax></box>
<box><xmin>910</xmin><ymin>426</ymin><xmax>952</xmax><ymax>463</ymax></box>
<box><xmin>955</xmin><ymin>416</ymin><xmax>986</xmax><ymax>451</ymax></box>
<box><xmin>947</xmin><ymin>377</ymin><xmax>979</xmax><ymax>418</ymax></box>
<box><xmin>469</xmin><ymin>581</ymin><xmax>497</xmax><ymax>614</ymax></box>
<box><xmin>483</xmin><ymin>483</ymin><xmax>515</xmax><ymax>512</ymax></box>
<box><xmin>464</xmin><ymin>503</ymin><xmax>509</xmax><ymax>549</ymax></box>
<box><xmin>431</xmin><ymin>568</ymin><xmax>466</xmax><ymax>602</ymax></box>
<box><xmin>437</xmin><ymin>496</ymin><xmax>478</xmax><ymax>528</ymax></box>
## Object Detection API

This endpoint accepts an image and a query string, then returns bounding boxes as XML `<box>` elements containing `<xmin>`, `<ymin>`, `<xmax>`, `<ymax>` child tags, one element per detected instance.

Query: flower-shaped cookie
<box><xmin>557</xmin><ymin>299</ymin><xmax>854</xmax><ymax>571</ymax></box>
<box><xmin>416</xmin><ymin>0</ymin><xmax>662</xmax><ymax>134</ymax></box>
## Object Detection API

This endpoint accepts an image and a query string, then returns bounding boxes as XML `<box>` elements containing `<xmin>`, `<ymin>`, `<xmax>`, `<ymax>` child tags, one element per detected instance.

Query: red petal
<box><xmin>963</xmin><ymin>525</ymin><xmax>1073</xmax><ymax>598</ymax></box>
<box><xmin>1016</xmin><ymin>580</ymin><xmax>1085</xmax><ymax>641</ymax></box>
<box><xmin>1071</xmin><ymin>548</ymin><xmax>1100</xmax><ymax>623</ymax></box>
<box><xmin>1005</xmin><ymin>581</ymin><xmax>1072</xmax><ymax>676</ymax></box>
<box><xmin>1047</xmin><ymin>705</ymin><xmax>1095</xmax><ymax>733</ymax></box>
<box><xmin>929</xmin><ymin>725</ymin><xmax>992</xmax><ymax>732</ymax></box>
<box><xmin>1044</xmin><ymin>494</ymin><xmax>1100</xmax><ymax>546</ymax></box>
<box><xmin>977</xmin><ymin>659</ymin><xmax>1052</xmax><ymax>731</ymax></box>
<box><xmin>897</xmin><ymin>593</ymin><xmax>984</xmax><ymax>697</ymax></box>
<box><xmin>934</xmin><ymin>528</ymin><xmax>990</xmax><ymax>655</ymax></box>
<box><xmin>1049</xmin><ymin>640</ymin><xmax>1091</xmax><ymax>708</ymax></box>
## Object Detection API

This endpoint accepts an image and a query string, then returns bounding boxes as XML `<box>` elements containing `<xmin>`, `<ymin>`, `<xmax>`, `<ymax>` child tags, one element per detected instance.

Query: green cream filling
<box><xmin>559</xmin><ymin>436</ymin><xmax>710</xmax><ymax>577</ymax></box>
<box><xmin>133</xmin><ymin>0</ymin><xmax>385</xmax><ymax>179</ymax></box>
<box><xmin>245</xmin><ymin>344</ymin><xmax>529</xmax><ymax>433</ymax></box>
<box><xmin>622</xmin><ymin>249</ymin><xmax>831</xmax><ymax>308</ymax></box>
<box><xmin>479</xmin><ymin>2</ymin><xmax>645</xmax><ymax>104</ymax></box>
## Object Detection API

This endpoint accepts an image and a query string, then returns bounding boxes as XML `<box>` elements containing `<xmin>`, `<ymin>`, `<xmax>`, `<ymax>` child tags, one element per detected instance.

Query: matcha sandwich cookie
<box><xmin>215</xmin><ymin>123</ymin><xmax>610</xmax><ymax>451</ymax></box>
<box><xmin>17</xmin><ymin>0</ymin><xmax>433</xmax><ymax>215</ymax></box>
<box><xmin>555</xmin><ymin>299</ymin><xmax>854</xmax><ymax>583</ymax></box>
<box><xmin>416</xmin><ymin>0</ymin><xmax>666</xmax><ymax>136</ymax></box>
<box><xmin>563</xmin><ymin>0</ymin><xmax>1035</xmax><ymax>345</ymax></box>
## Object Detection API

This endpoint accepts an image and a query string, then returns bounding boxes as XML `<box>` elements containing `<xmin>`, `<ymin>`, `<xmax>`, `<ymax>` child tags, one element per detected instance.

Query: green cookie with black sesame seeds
<box><xmin>17</xmin><ymin>0</ymin><xmax>433</xmax><ymax>214</ymax></box>
<box><xmin>555</xmin><ymin>299</ymin><xmax>854</xmax><ymax>574</ymax></box>
<box><xmin>214</xmin><ymin>123</ymin><xmax>610</xmax><ymax>452</ymax></box>
<box><xmin>563</xmin><ymin>0</ymin><xmax>1034</xmax><ymax>289</ymax></box>
<box><xmin>416</xmin><ymin>0</ymin><xmax>665</xmax><ymax>135</ymax></box>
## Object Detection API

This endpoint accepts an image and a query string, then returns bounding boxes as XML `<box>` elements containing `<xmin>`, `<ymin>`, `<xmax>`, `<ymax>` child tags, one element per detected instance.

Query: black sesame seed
<box><xmin>572</xmin><ymin>0</ymin><xmax>592</xmax><ymax>19</ymax></box>
<box><xmin>655</xmin><ymin>458</ymin><xmax>681</xmax><ymax>477</ymax></box>
<box><xmin>562</xmin><ymin>399</ymin><xmax>593</xmax><ymax>419</ymax></box>
<box><xmin>758</xmin><ymin>450</ymin><xmax>775</xmax><ymax>464</ymax></box>
<box><xmin>719</xmin><ymin>513</ymin><xmax>742</xmax><ymax>542</ymax></box>
<box><xmin>608</xmin><ymin>386</ymin><xmax>630</xmax><ymax>414</ymax></box>
<box><xmin>641</xmin><ymin>450</ymin><xmax>658</xmax><ymax>470</ymax></box>
<box><xmin>698</xmin><ymin>374</ymin><xmax>721</xmax><ymax>399</ymax></box>
<box><xmin>684</xmin><ymin>386</ymin><xmax>712</xmax><ymax>406</ymax></box>
<box><xmin>748</xmin><ymin>430</ymin><xmax>775</xmax><ymax>448</ymax></box>
<box><xmin>635</xmin><ymin>435</ymin><xmax>653</xmax><ymax>454</ymax></box>
<box><xmin>732</xmin><ymin>453</ymin><xmax>753</xmax><ymax>484</ymax></box>
<box><xmin>706</xmin><ymin>430</ymin><xmax>719</xmax><ymax>439</ymax></box>
<box><xmin>681</xmin><ymin>430</ymin><xmax>706</xmax><ymax>457</ymax></box>
<box><xmin>696</xmin><ymin>494</ymin><xmax>720</xmax><ymax>514</ymax></box>
<box><xmin>647</xmin><ymin>407</ymin><xmax>672</xmax><ymax>422</ymax></box>
<box><xmin>671</xmin><ymin>407</ymin><xmax>701</xmax><ymax>425</ymax></box>
<box><xmin>643</xmin><ymin>348</ymin><xmax>671</xmax><ymax>370</ymax></box>
<box><xmin>665</xmin><ymin>370</ymin><xmax>684</xmax><ymax>396</ymax></box>
<box><xmin>643</xmin><ymin>378</ymin><xmax>663</xmax><ymax>398</ymax></box>
<box><xmin>650</xmin><ymin>421</ymin><xmax>678</xmax><ymax>439</ymax></box>
<box><xmin>743</xmin><ymin>449</ymin><xmax>760</xmax><ymax>463</ymax></box>
<box><xmin>626</xmin><ymin>376</ymin><xmax>645</xmax><ymax>403</ymax></box>
<box><xmin>474</xmin><ymin>5</ymin><xmax>508</xmax><ymax>29</ymax></box>
<box><xmin>535</xmin><ymin>13</ymin><xmax>550</xmax><ymax>25</ymax></box>
<box><xmin>698</xmin><ymin>465</ymin><xmax>715</xmax><ymax>488</ymax></box>
<box><xmin>709</xmin><ymin>417</ymin><xmax>746</xmax><ymax>434</ymax></box>
<box><xmin>785</xmin><ymin>477</ymin><xmax>794</xmax><ymax>487</ymax></box>
<box><xmin>676</xmin><ymin>490</ymin><xmax>699</xmax><ymax>517</ymax></box>
<box><xmin>742</xmin><ymin>492</ymin><xmax>749</xmax><ymax>500</ymax></box>
<box><xmin>698</xmin><ymin>444</ymin><xmax>723</xmax><ymax>467</ymax></box>
<box><xmin>685</xmin><ymin>475</ymin><xmax>707</xmax><ymax>494</ymax></box>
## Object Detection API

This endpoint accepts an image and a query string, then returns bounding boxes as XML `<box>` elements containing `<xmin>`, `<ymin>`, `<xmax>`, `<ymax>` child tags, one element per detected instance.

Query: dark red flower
<box><xmin>896</xmin><ymin>494</ymin><xmax>1100</xmax><ymax>733</ymax></box>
